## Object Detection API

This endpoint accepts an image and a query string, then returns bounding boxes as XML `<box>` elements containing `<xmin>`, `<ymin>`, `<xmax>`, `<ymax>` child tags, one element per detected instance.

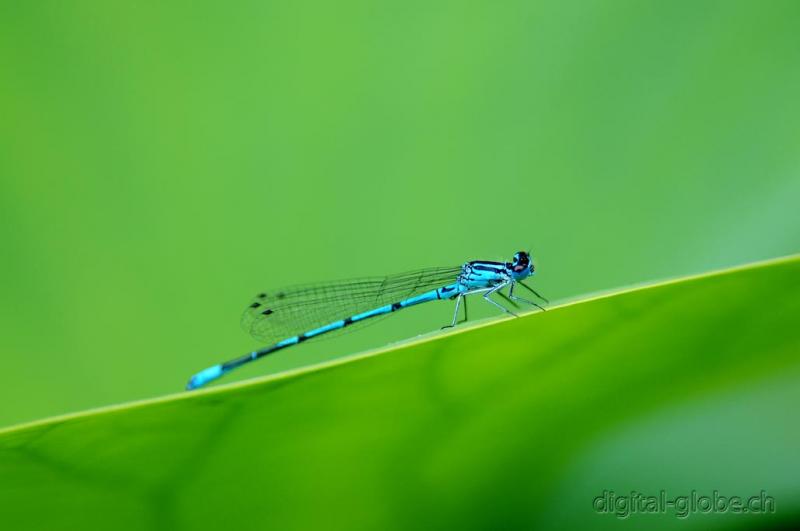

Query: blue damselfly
<box><xmin>187</xmin><ymin>251</ymin><xmax>547</xmax><ymax>389</ymax></box>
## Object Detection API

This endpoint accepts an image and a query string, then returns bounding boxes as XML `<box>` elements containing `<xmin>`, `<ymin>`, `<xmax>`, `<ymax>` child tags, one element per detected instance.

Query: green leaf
<box><xmin>1</xmin><ymin>256</ymin><xmax>798</xmax><ymax>530</ymax></box>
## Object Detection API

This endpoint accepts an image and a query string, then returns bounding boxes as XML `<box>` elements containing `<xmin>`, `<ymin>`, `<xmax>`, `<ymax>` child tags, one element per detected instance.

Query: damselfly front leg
<box><xmin>482</xmin><ymin>282</ymin><xmax>518</xmax><ymax>317</ymax></box>
<box><xmin>518</xmin><ymin>281</ymin><xmax>549</xmax><ymax>304</ymax></box>
<box><xmin>496</xmin><ymin>290</ymin><xmax>520</xmax><ymax>309</ymax></box>
<box><xmin>508</xmin><ymin>282</ymin><xmax>546</xmax><ymax>311</ymax></box>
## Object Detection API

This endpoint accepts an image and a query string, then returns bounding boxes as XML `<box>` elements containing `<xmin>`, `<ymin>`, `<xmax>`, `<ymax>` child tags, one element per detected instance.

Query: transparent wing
<box><xmin>241</xmin><ymin>266</ymin><xmax>462</xmax><ymax>344</ymax></box>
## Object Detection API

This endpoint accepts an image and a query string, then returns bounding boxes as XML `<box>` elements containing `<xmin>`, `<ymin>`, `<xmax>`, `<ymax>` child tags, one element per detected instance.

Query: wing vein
<box><xmin>240</xmin><ymin>266</ymin><xmax>462</xmax><ymax>343</ymax></box>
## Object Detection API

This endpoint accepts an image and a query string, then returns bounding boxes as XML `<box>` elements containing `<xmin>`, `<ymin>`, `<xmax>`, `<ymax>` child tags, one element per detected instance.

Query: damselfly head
<box><xmin>511</xmin><ymin>251</ymin><xmax>534</xmax><ymax>277</ymax></box>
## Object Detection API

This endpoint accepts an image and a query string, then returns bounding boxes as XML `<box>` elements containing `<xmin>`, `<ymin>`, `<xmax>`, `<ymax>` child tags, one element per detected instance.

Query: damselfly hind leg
<box><xmin>442</xmin><ymin>295</ymin><xmax>468</xmax><ymax>329</ymax></box>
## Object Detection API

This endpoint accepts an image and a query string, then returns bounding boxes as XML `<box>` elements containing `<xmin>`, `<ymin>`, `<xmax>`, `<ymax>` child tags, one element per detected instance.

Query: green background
<box><xmin>2</xmin><ymin>0</ymin><xmax>799</xmax><ymax>429</ymax></box>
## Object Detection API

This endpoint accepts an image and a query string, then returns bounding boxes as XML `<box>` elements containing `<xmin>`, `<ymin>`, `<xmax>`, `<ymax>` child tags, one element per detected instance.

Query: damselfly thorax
<box><xmin>458</xmin><ymin>261</ymin><xmax>512</xmax><ymax>291</ymax></box>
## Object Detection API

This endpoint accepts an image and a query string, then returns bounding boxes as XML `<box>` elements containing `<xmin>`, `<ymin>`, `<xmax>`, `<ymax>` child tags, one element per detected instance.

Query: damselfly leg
<box><xmin>443</xmin><ymin>283</ymin><xmax>518</xmax><ymax>328</ymax></box>
<box><xmin>508</xmin><ymin>282</ymin><xmax>546</xmax><ymax>311</ymax></box>
<box><xmin>442</xmin><ymin>294</ymin><xmax>468</xmax><ymax>329</ymax></box>
<box><xmin>482</xmin><ymin>282</ymin><xmax>518</xmax><ymax>317</ymax></box>
<box><xmin>497</xmin><ymin>290</ymin><xmax>520</xmax><ymax>309</ymax></box>
<box><xmin>518</xmin><ymin>281</ymin><xmax>549</xmax><ymax>303</ymax></box>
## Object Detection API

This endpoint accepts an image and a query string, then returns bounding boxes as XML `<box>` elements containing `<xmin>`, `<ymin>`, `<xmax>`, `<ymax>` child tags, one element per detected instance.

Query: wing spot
<box><xmin>261</xmin><ymin>309</ymin><xmax>274</xmax><ymax>316</ymax></box>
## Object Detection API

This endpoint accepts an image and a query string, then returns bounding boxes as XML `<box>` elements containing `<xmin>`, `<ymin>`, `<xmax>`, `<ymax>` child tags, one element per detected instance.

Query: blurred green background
<box><xmin>1</xmin><ymin>0</ymin><xmax>798</xmax><ymax>428</ymax></box>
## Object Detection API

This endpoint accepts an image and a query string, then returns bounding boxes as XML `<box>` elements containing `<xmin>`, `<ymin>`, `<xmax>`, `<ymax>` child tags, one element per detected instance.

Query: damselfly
<box><xmin>186</xmin><ymin>251</ymin><xmax>547</xmax><ymax>390</ymax></box>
